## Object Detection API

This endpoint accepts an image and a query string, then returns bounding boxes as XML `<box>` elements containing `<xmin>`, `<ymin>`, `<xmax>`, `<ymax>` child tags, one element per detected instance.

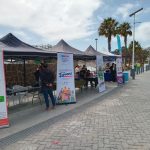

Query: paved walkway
<box><xmin>2</xmin><ymin>72</ymin><xmax>150</xmax><ymax>150</ymax></box>
<box><xmin>0</xmin><ymin>83</ymin><xmax>117</xmax><ymax>139</ymax></box>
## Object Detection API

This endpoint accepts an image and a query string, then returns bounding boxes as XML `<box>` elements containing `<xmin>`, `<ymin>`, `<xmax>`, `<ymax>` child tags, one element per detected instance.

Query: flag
<box><xmin>117</xmin><ymin>34</ymin><xmax>122</xmax><ymax>55</ymax></box>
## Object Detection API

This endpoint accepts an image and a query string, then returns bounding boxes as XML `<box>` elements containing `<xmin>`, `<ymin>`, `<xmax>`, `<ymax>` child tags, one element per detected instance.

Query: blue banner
<box><xmin>117</xmin><ymin>34</ymin><xmax>122</xmax><ymax>55</ymax></box>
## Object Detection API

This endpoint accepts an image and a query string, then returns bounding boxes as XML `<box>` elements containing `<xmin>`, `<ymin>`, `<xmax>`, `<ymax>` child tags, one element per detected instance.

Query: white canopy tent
<box><xmin>84</xmin><ymin>45</ymin><xmax>120</xmax><ymax>57</ymax></box>
<box><xmin>77</xmin><ymin>45</ymin><xmax>121</xmax><ymax>70</ymax></box>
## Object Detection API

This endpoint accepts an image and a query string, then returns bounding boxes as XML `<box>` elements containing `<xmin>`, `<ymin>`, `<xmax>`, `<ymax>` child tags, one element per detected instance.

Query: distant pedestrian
<box><xmin>39</xmin><ymin>63</ymin><xmax>55</xmax><ymax>110</ymax></box>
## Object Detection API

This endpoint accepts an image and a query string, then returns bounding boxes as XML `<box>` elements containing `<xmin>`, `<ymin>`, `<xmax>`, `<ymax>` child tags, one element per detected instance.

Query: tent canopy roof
<box><xmin>85</xmin><ymin>45</ymin><xmax>120</xmax><ymax>57</ymax></box>
<box><xmin>0</xmin><ymin>33</ymin><xmax>95</xmax><ymax>60</ymax></box>
<box><xmin>1</xmin><ymin>33</ymin><xmax>33</xmax><ymax>47</ymax></box>
<box><xmin>84</xmin><ymin>45</ymin><xmax>102</xmax><ymax>56</ymax></box>
<box><xmin>51</xmin><ymin>39</ymin><xmax>84</xmax><ymax>55</ymax></box>
<box><xmin>0</xmin><ymin>33</ymin><xmax>49</xmax><ymax>53</ymax></box>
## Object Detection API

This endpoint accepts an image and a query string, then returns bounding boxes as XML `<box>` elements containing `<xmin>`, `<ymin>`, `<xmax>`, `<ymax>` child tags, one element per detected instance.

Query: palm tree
<box><xmin>117</xmin><ymin>22</ymin><xmax>132</xmax><ymax>65</ymax></box>
<box><xmin>118</xmin><ymin>22</ymin><xmax>132</xmax><ymax>48</ymax></box>
<box><xmin>98</xmin><ymin>17</ymin><xmax>118</xmax><ymax>52</ymax></box>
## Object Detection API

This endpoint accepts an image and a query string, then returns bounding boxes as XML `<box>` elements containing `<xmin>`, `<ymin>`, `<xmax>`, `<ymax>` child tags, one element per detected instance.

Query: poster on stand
<box><xmin>0</xmin><ymin>50</ymin><xmax>9</xmax><ymax>128</ymax></box>
<box><xmin>116</xmin><ymin>57</ymin><xmax>123</xmax><ymax>84</ymax></box>
<box><xmin>96</xmin><ymin>55</ymin><xmax>106</xmax><ymax>93</ymax></box>
<box><xmin>56</xmin><ymin>53</ymin><xmax>76</xmax><ymax>104</ymax></box>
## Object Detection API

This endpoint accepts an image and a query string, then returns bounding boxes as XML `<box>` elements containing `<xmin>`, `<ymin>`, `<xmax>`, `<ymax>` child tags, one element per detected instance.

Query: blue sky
<box><xmin>0</xmin><ymin>0</ymin><xmax>149</xmax><ymax>52</ymax></box>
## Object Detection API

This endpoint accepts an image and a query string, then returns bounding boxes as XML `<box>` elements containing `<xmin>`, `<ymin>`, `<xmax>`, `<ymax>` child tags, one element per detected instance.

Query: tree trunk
<box><xmin>108</xmin><ymin>36</ymin><xmax>111</xmax><ymax>52</ymax></box>
<box><xmin>124</xmin><ymin>36</ymin><xmax>127</xmax><ymax>65</ymax></box>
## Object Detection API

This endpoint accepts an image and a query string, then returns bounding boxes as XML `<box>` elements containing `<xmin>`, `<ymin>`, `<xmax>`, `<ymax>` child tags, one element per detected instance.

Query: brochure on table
<box><xmin>56</xmin><ymin>53</ymin><xmax>76</xmax><ymax>104</ymax></box>
<box><xmin>0</xmin><ymin>50</ymin><xmax>9</xmax><ymax>128</ymax></box>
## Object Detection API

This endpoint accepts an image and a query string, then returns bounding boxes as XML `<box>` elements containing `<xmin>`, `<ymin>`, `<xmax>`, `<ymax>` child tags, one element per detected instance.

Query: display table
<box><xmin>7</xmin><ymin>86</ymin><xmax>42</xmax><ymax>106</ymax></box>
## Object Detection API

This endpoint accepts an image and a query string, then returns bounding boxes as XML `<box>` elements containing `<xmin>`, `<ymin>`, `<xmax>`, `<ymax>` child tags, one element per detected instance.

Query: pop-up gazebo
<box><xmin>82</xmin><ymin>45</ymin><xmax>120</xmax><ymax>67</ymax></box>
<box><xmin>0</xmin><ymin>33</ymin><xmax>96</xmax><ymax>86</ymax></box>
<box><xmin>51</xmin><ymin>39</ymin><xmax>83</xmax><ymax>55</ymax></box>
<box><xmin>83</xmin><ymin>45</ymin><xmax>121</xmax><ymax>82</ymax></box>
<box><xmin>1</xmin><ymin>33</ymin><xmax>95</xmax><ymax>61</ymax></box>
<box><xmin>51</xmin><ymin>39</ymin><xmax>94</xmax><ymax>60</ymax></box>
<box><xmin>84</xmin><ymin>45</ymin><xmax>120</xmax><ymax>61</ymax></box>
<box><xmin>0</xmin><ymin>33</ymin><xmax>56</xmax><ymax>59</ymax></box>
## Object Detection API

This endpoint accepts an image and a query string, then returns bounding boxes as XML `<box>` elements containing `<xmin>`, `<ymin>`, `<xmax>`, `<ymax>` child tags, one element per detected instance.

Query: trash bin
<box><xmin>123</xmin><ymin>72</ymin><xmax>129</xmax><ymax>83</ymax></box>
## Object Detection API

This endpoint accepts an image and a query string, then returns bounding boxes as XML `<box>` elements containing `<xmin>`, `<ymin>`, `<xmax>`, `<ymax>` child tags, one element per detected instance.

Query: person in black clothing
<box><xmin>85</xmin><ymin>70</ymin><xmax>90</xmax><ymax>87</ymax></box>
<box><xmin>109</xmin><ymin>63</ymin><xmax>116</xmax><ymax>82</ymax></box>
<box><xmin>80</xmin><ymin>65</ymin><xmax>88</xmax><ymax>87</ymax></box>
<box><xmin>79</xmin><ymin>65</ymin><xmax>87</xmax><ymax>79</ymax></box>
<box><xmin>39</xmin><ymin>63</ymin><xmax>55</xmax><ymax>110</ymax></box>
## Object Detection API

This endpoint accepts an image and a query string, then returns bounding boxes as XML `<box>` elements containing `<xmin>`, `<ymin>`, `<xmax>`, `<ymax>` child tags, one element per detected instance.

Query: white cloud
<box><xmin>96</xmin><ymin>15</ymin><xmax>104</xmax><ymax>22</ymax></box>
<box><xmin>127</xmin><ymin>22</ymin><xmax>150</xmax><ymax>48</ymax></box>
<box><xmin>0</xmin><ymin>0</ymin><xmax>103</xmax><ymax>41</ymax></box>
<box><xmin>115</xmin><ymin>3</ymin><xmax>134</xmax><ymax>19</ymax></box>
<box><xmin>84</xmin><ymin>38</ymin><xmax>91</xmax><ymax>42</ymax></box>
<box><xmin>13</xmin><ymin>30</ymin><xmax>32</xmax><ymax>42</ymax></box>
<box><xmin>143</xmin><ymin>7</ymin><xmax>150</xmax><ymax>14</ymax></box>
<box><xmin>135</xmin><ymin>22</ymin><xmax>150</xmax><ymax>46</ymax></box>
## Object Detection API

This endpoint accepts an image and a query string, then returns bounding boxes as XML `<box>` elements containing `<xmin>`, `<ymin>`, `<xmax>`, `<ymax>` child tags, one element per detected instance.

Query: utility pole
<box><xmin>95</xmin><ymin>38</ymin><xmax>98</xmax><ymax>51</ymax></box>
<box><xmin>129</xmin><ymin>8</ymin><xmax>143</xmax><ymax>79</ymax></box>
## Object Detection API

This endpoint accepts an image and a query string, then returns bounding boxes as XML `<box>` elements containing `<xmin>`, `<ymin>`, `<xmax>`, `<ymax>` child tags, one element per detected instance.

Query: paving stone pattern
<box><xmin>3</xmin><ymin>72</ymin><xmax>150</xmax><ymax>150</ymax></box>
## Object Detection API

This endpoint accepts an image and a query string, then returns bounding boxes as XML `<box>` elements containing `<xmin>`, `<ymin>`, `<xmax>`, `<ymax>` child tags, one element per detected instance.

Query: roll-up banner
<box><xmin>117</xmin><ymin>34</ymin><xmax>122</xmax><ymax>55</ymax></box>
<box><xmin>116</xmin><ymin>57</ymin><xmax>123</xmax><ymax>84</ymax></box>
<box><xmin>96</xmin><ymin>55</ymin><xmax>106</xmax><ymax>93</ymax></box>
<box><xmin>0</xmin><ymin>50</ymin><xmax>9</xmax><ymax>128</ymax></box>
<box><xmin>56</xmin><ymin>53</ymin><xmax>76</xmax><ymax>104</ymax></box>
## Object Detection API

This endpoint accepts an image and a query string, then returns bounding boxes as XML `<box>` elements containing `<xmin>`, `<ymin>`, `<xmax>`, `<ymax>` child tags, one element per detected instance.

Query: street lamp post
<box><xmin>129</xmin><ymin>8</ymin><xmax>143</xmax><ymax>79</ymax></box>
<box><xmin>95</xmin><ymin>38</ymin><xmax>98</xmax><ymax>51</ymax></box>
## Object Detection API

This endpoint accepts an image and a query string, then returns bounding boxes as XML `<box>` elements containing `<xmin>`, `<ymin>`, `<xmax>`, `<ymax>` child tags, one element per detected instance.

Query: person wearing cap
<box><xmin>39</xmin><ymin>63</ymin><xmax>55</xmax><ymax>110</ymax></box>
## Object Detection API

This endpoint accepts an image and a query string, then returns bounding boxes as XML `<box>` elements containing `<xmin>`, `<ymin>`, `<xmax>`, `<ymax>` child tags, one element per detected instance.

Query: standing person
<box><xmin>40</xmin><ymin>63</ymin><xmax>55</xmax><ymax>110</ymax></box>
<box><xmin>80</xmin><ymin>65</ymin><xmax>88</xmax><ymax>87</ymax></box>
<box><xmin>75</xmin><ymin>65</ymin><xmax>81</xmax><ymax>79</ymax></box>
<box><xmin>80</xmin><ymin>65</ymin><xmax>87</xmax><ymax>79</ymax></box>
<box><xmin>109</xmin><ymin>63</ymin><xmax>116</xmax><ymax>82</ymax></box>
<box><xmin>137</xmin><ymin>62</ymin><xmax>141</xmax><ymax>74</ymax></box>
<box><xmin>105</xmin><ymin>63</ymin><xmax>110</xmax><ymax>73</ymax></box>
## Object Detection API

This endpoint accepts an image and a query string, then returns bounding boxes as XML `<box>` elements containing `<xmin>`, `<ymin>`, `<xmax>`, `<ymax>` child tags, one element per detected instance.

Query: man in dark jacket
<box><xmin>40</xmin><ymin>63</ymin><xmax>55</xmax><ymax>110</ymax></box>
